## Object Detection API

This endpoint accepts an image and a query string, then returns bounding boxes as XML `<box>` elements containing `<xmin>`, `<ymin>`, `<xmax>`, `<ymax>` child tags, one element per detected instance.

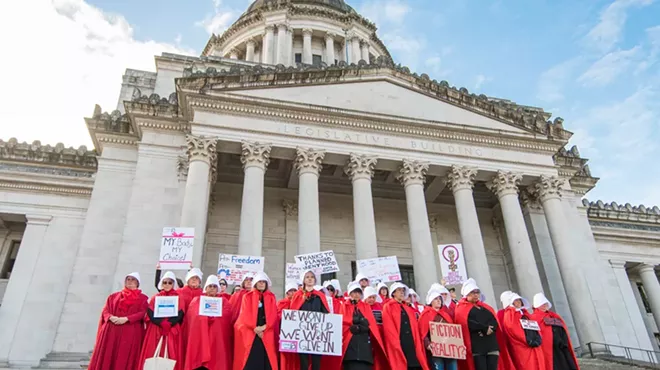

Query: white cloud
<box><xmin>536</xmin><ymin>58</ymin><xmax>581</xmax><ymax>103</ymax></box>
<box><xmin>383</xmin><ymin>1</ymin><xmax>410</xmax><ymax>23</ymax></box>
<box><xmin>578</xmin><ymin>46</ymin><xmax>641</xmax><ymax>86</ymax></box>
<box><xmin>196</xmin><ymin>11</ymin><xmax>236</xmax><ymax>35</ymax></box>
<box><xmin>584</xmin><ymin>0</ymin><xmax>654</xmax><ymax>52</ymax></box>
<box><xmin>474</xmin><ymin>74</ymin><xmax>492</xmax><ymax>90</ymax></box>
<box><xmin>0</xmin><ymin>0</ymin><xmax>194</xmax><ymax>147</ymax></box>
<box><xmin>361</xmin><ymin>0</ymin><xmax>411</xmax><ymax>25</ymax></box>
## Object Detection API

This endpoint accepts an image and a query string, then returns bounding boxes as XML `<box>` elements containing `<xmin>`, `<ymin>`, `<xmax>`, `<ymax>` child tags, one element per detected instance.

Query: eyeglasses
<box><xmin>162</xmin><ymin>281</ymin><xmax>173</xmax><ymax>286</ymax></box>
<box><xmin>219</xmin><ymin>283</ymin><xmax>227</xmax><ymax>286</ymax></box>
<box><xmin>327</xmin><ymin>287</ymin><xmax>335</xmax><ymax>291</ymax></box>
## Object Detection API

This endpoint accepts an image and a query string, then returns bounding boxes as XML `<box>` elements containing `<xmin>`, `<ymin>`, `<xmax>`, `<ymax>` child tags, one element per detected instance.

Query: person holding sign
<box><xmin>376</xmin><ymin>283</ymin><xmax>390</xmax><ymax>304</ymax></box>
<box><xmin>454</xmin><ymin>279</ymin><xmax>499</xmax><ymax>370</ymax></box>
<box><xmin>382</xmin><ymin>282</ymin><xmax>430</xmax><ymax>370</ymax></box>
<box><xmin>530</xmin><ymin>293</ymin><xmax>578</xmax><ymax>370</ymax></box>
<box><xmin>180</xmin><ymin>268</ymin><xmax>204</xmax><ymax>352</ymax></box>
<box><xmin>139</xmin><ymin>271</ymin><xmax>185</xmax><ymax>370</ymax></box>
<box><xmin>419</xmin><ymin>289</ymin><xmax>456</xmax><ymax>370</ymax></box>
<box><xmin>184</xmin><ymin>275</ymin><xmax>233</xmax><ymax>370</ymax></box>
<box><xmin>502</xmin><ymin>293</ymin><xmax>545</xmax><ymax>370</ymax></box>
<box><xmin>88</xmin><ymin>272</ymin><xmax>148</xmax><ymax>370</ymax></box>
<box><xmin>280</xmin><ymin>269</ymin><xmax>331</xmax><ymax>370</ymax></box>
<box><xmin>230</xmin><ymin>274</ymin><xmax>254</xmax><ymax>323</ymax></box>
<box><xmin>234</xmin><ymin>271</ymin><xmax>279</xmax><ymax>370</ymax></box>
<box><xmin>278</xmin><ymin>281</ymin><xmax>299</xmax><ymax>315</ymax></box>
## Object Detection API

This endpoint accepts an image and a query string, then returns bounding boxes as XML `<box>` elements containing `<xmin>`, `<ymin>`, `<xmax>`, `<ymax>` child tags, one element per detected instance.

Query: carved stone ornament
<box><xmin>396</xmin><ymin>159</ymin><xmax>429</xmax><ymax>187</ymax></box>
<box><xmin>294</xmin><ymin>147</ymin><xmax>325</xmax><ymax>176</ymax></box>
<box><xmin>240</xmin><ymin>141</ymin><xmax>272</xmax><ymax>170</ymax></box>
<box><xmin>344</xmin><ymin>153</ymin><xmax>377</xmax><ymax>181</ymax></box>
<box><xmin>282</xmin><ymin>199</ymin><xmax>298</xmax><ymax>217</ymax></box>
<box><xmin>186</xmin><ymin>135</ymin><xmax>218</xmax><ymax>165</ymax></box>
<box><xmin>487</xmin><ymin>171</ymin><xmax>522</xmax><ymax>198</ymax></box>
<box><xmin>530</xmin><ymin>175</ymin><xmax>564</xmax><ymax>202</ymax></box>
<box><xmin>446</xmin><ymin>165</ymin><xmax>477</xmax><ymax>192</ymax></box>
<box><xmin>325</xmin><ymin>32</ymin><xmax>336</xmax><ymax>41</ymax></box>
<box><xmin>519</xmin><ymin>190</ymin><xmax>542</xmax><ymax>211</ymax></box>
<box><xmin>177</xmin><ymin>155</ymin><xmax>189</xmax><ymax>179</ymax></box>
<box><xmin>302</xmin><ymin>28</ymin><xmax>313</xmax><ymax>36</ymax></box>
<box><xmin>0</xmin><ymin>138</ymin><xmax>97</xmax><ymax>169</ymax></box>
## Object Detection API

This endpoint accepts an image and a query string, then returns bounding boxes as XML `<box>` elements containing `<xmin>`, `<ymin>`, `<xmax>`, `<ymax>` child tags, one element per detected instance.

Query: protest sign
<box><xmin>520</xmin><ymin>319</ymin><xmax>541</xmax><ymax>331</ymax></box>
<box><xmin>217</xmin><ymin>254</ymin><xmax>264</xmax><ymax>285</ymax></box>
<box><xmin>429</xmin><ymin>322</ymin><xmax>467</xmax><ymax>360</ymax></box>
<box><xmin>199</xmin><ymin>296</ymin><xmax>222</xmax><ymax>317</ymax></box>
<box><xmin>279</xmin><ymin>310</ymin><xmax>342</xmax><ymax>356</ymax></box>
<box><xmin>286</xmin><ymin>263</ymin><xmax>304</xmax><ymax>281</ymax></box>
<box><xmin>154</xmin><ymin>296</ymin><xmax>179</xmax><ymax>318</ymax></box>
<box><xmin>356</xmin><ymin>256</ymin><xmax>401</xmax><ymax>283</ymax></box>
<box><xmin>159</xmin><ymin>227</ymin><xmax>194</xmax><ymax>270</ymax></box>
<box><xmin>437</xmin><ymin>244</ymin><xmax>468</xmax><ymax>285</ymax></box>
<box><xmin>294</xmin><ymin>251</ymin><xmax>339</xmax><ymax>274</ymax></box>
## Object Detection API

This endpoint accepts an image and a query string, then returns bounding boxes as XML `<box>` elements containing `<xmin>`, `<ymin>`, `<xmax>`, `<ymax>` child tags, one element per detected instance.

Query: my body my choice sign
<box><xmin>279</xmin><ymin>310</ymin><xmax>342</xmax><ymax>356</ymax></box>
<box><xmin>159</xmin><ymin>227</ymin><xmax>194</xmax><ymax>270</ymax></box>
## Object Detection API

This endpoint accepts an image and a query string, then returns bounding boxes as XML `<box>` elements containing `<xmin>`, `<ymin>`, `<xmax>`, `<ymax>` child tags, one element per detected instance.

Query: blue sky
<box><xmin>0</xmin><ymin>0</ymin><xmax>658</xmax><ymax>206</ymax></box>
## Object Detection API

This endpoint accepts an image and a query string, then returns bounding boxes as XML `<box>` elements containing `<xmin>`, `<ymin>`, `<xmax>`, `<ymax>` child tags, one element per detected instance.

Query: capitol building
<box><xmin>0</xmin><ymin>0</ymin><xmax>659</xmax><ymax>367</ymax></box>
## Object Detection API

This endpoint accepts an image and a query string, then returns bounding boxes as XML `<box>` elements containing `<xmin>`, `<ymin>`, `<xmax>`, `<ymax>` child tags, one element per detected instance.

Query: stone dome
<box><xmin>246</xmin><ymin>0</ymin><xmax>356</xmax><ymax>14</ymax></box>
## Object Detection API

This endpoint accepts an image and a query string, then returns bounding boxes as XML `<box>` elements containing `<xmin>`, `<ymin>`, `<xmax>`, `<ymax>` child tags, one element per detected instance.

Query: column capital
<box><xmin>302</xmin><ymin>28</ymin><xmax>314</xmax><ymax>36</ymax></box>
<box><xmin>282</xmin><ymin>199</ymin><xmax>298</xmax><ymax>217</ymax></box>
<box><xmin>185</xmin><ymin>135</ymin><xmax>218</xmax><ymax>165</ymax></box>
<box><xmin>240</xmin><ymin>141</ymin><xmax>272</xmax><ymax>170</ymax></box>
<box><xmin>325</xmin><ymin>32</ymin><xmax>336</xmax><ymax>41</ymax></box>
<box><xmin>177</xmin><ymin>155</ymin><xmax>189</xmax><ymax>179</ymax></box>
<box><xmin>278</xmin><ymin>23</ymin><xmax>290</xmax><ymax>31</ymax></box>
<box><xmin>487</xmin><ymin>170</ymin><xmax>522</xmax><ymax>198</ymax></box>
<box><xmin>637</xmin><ymin>263</ymin><xmax>657</xmax><ymax>275</ymax></box>
<box><xmin>230</xmin><ymin>47</ymin><xmax>241</xmax><ymax>56</ymax></box>
<box><xmin>264</xmin><ymin>24</ymin><xmax>276</xmax><ymax>32</ymax></box>
<box><xmin>360</xmin><ymin>39</ymin><xmax>369</xmax><ymax>46</ymax></box>
<box><xmin>446</xmin><ymin>165</ymin><xmax>477</xmax><ymax>192</ymax></box>
<box><xmin>294</xmin><ymin>147</ymin><xmax>325</xmax><ymax>176</ymax></box>
<box><xmin>25</xmin><ymin>214</ymin><xmax>52</xmax><ymax>225</ymax></box>
<box><xmin>609</xmin><ymin>259</ymin><xmax>628</xmax><ymax>269</ymax></box>
<box><xmin>520</xmin><ymin>190</ymin><xmax>542</xmax><ymax>211</ymax></box>
<box><xmin>246</xmin><ymin>38</ymin><xmax>256</xmax><ymax>47</ymax></box>
<box><xmin>396</xmin><ymin>159</ymin><xmax>429</xmax><ymax>187</ymax></box>
<box><xmin>344</xmin><ymin>153</ymin><xmax>377</xmax><ymax>181</ymax></box>
<box><xmin>531</xmin><ymin>175</ymin><xmax>565</xmax><ymax>202</ymax></box>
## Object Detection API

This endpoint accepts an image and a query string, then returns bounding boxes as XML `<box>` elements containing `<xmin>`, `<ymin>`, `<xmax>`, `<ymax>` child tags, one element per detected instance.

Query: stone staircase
<box><xmin>579</xmin><ymin>357</ymin><xmax>654</xmax><ymax>369</ymax></box>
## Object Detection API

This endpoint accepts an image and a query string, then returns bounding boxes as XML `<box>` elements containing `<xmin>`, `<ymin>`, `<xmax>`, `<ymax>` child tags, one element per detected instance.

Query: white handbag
<box><xmin>143</xmin><ymin>336</ymin><xmax>176</xmax><ymax>370</ymax></box>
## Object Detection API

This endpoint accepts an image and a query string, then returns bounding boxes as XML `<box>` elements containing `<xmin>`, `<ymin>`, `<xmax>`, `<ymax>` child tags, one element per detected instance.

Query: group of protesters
<box><xmin>89</xmin><ymin>266</ymin><xmax>579</xmax><ymax>370</ymax></box>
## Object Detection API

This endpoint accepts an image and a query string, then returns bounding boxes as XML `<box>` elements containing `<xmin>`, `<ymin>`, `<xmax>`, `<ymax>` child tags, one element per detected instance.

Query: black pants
<box><xmin>299</xmin><ymin>354</ymin><xmax>321</xmax><ymax>370</ymax></box>
<box><xmin>343</xmin><ymin>361</ymin><xmax>373</xmax><ymax>370</ymax></box>
<box><xmin>473</xmin><ymin>354</ymin><xmax>498</xmax><ymax>370</ymax></box>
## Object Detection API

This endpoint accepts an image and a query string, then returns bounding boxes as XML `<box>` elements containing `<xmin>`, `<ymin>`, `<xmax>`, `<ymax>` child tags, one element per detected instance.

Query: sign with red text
<box><xmin>159</xmin><ymin>227</ymin><xmax>194</xmax><ymax>270</ymax></box>
<box><xmin>429</xmin><ymin>322</ymin><xmax>467</xmax><ymax>360</ymax></box>
<box><xmin>279</xmin><ymin>310</ymin><xmax>342</xmax><ymax>356</ymax></box>
<box><xmin>217</xmin><ymin>254</ymin><xmax>265</xmax><ymax>285</ymax></box>
<box><xmin>437</xmin><ymin>244</ymin><xmax>468</xmax><ymax>285</ymax></box>
<box><xmin>356</xmin><ymin>256</ymin><xmax>401</xmax><ymax>283</ymax></box>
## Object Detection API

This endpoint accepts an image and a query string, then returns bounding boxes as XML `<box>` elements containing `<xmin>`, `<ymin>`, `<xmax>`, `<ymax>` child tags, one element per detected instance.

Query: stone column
<box><xmin>262</xmin><ymin>25</ymin><xmax>275</xmax><ymax>64</ymax></box>
<box><xmin>487</xmin><ymin>171</ymin><xmax>543</xmax><ymax>300</ymax></box>
<box><xmin>180</xmin><ymin>135</ymin><xmax>217</xmax><ymax>268</ymax></box>
<box><xmin>531</xmin><ymin>175</ymin><xmax>605</xmax><ymax>346</ymax></box>
<box><xmin>277</xmin><ymin>24</ymin><xmax>289</xmax><ymax>65</ymax></box>
<box><xmin>286</xmin><ymin>28</ymin><xmax>293</xmax><ymax>66</ymax></box>
<box><xmin>295</xmin><ymin>148</ymin><xmax>325</xmax><ymax>255</ymax></box>
<box><xmin>638</xmin><ymin>264</ymin><xmax>660</xmax><ymax>332</ymax></box>
<box><xmin>446</xmin><ymin>165</ymin><xmax>496</xmax><ymax>305</ymax></box>
<box><xmin>345</xmin><ymin>154</ymin><xmax>378</xmax><ymax>260</ymax></box>
<box><xmin>351</xmin><ymin>37</ymin><xmax>361</xmax><ymax>63</ymax></box>
<box><xmin>325</xmin><ymin>32</ymin><xmax>336</xmax><ymax>64</ymax></box>
<box><xmin>246</xmin><ymin>39</ymin><xmax>256</xmax><ymax>62</ymax></box>
<box><xmin>397</xmin><ymin>159</ymin><xmax>438</xmax><ymax>293</ymax></box>
<box><xmin>360</xmin><ymin>40</ymin><xmax>370</xmax><ymax>62</ymax></box>
<box><xmin>302</xmin><ymin>28</ymin><xmax>313</xmax><ymax>65</ymax></box>
<box><xmin>237</xmin><ymin>141</ymin><xmax>271</xmax><ymax>257</ymax></box>
<box><xmin>229</xmin><ymin>48</ymin><xmax>239</xmax><ymax>59</ymax></box>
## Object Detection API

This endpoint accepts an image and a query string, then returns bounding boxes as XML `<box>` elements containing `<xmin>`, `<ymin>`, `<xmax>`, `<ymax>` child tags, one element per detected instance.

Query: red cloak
<box><xmin>326</xmin><ymin>295</ymin><xmax>343</xmax><ymax>314</ymax></box>
<box><xmin>495</xmin><ymin>310</ymin><xmax>517</xmax><ymax>370</ymax></box>
<box><xmin>339</xmin><ymin>300</ymin><xmax>389</xmax><ymax>370</ymax></box>
<box><xmin>369</xmin><ymin>302</ymin><xmax>383</xmax><ymax>311</ymax></box>
<box><xmin>88</xmin><ymin>289</ymin><xmax>148</xmax><ymax>370</ymax></box>
<box><xmin>229</xmin><ymin>289</ymin><xmax>248</xmax><ymax>323</ymax></box>
<box><xmin>530</xmin><ymin>309</ymin><xmax>579</xmax><ymax>370</ymax></box>
<box><xmin>418</xmin><ymin>305</ymin><xmax>454</xmax><ymax>338</ymax></box>
<box><xmin>379</xmin><ymin>294</ymin><xmax>390</xmax><ymax>304</ymax></box>
<box><xmin>382</xmin><ymin>300</ymin><xmax>431</xmax><ymax>370</ymax></box>
<box><xmin>184</xmin><ymin>294</ymin><xmax>233</xmax><ymax>370</ymax></box>
<box><xmin>503</xmin><ymin>307</ymin><xmax>546</xmax><ymax>370</ymax></box>
<box><xmin>280</xmin><ymin>289</ymin><xmax>334</xmax><ymax>370</ymax></box>
<box><xmin>445</xmin><ymin>301</ymin><xmax>457</xmax><ymax>320</ymax></box>
<box><xmin>454</xmin><ymin>298</ymin><xmax>500</xmax><ymax>370</ymax></box>
<box><xmin>178</xmin><ymin>286</ymin><xmax>202</xmax><ymax>354</ymax></box>
<box><xmin>277</xmin><ymin>297</ymin><xmax>291</xmax><ymax>314</ymax></box>
<box><xmin>138</xmin><ymin>291</ymin><xmax>184</xmax><ymax>370</ymax></box>
<box><xmin>233</xmin><ymin>289</ymin><xmax>279</xmax><ymax>370</ymax></box>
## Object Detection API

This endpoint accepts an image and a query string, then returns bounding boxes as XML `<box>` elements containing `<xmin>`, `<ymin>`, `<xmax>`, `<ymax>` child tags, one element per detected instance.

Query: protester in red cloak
<box><xmin>419</xmin><ymin>288</ymin><xmax>457</xmax><ymax>370</ymax></box>
<box><xmin>179</xmin><ymin>268</ymin><xmax>203</xmax><ymax>355</ymax></box>
<box><xmin>139</xmin><ymin>271</ymin><xmax>185</xmax><ymax>370</ymax></box>
<box><xmin>280</xmin><ymin>270</ymin><xmax>332</xmax><ymax>370</ymax></box>
<box><xmin>454</xmin><ymin>279</ymin><xmax>500</xmax><ymax>370</ymax></box>
<box><xmin>184</xmin><ymin>275</ymin><xmax>233</xmax><ymax>370</ymax></box>
<box><xmin>322</xmin><ymin>280</ymin><xmax>343</xmax><ymax>314</ymax></box>
<box><xmin>495</xmin><ymin>291</ymin><xmax>516</xmax><ymax>370</ymax></box>
<box><xmin>429</xmin><ymin>283</ymin><xmax>456</xmax><ymax>320</ymax></box>
<box><xmin>218</xmin><ymin>278</ymin><xmax>232</xmax><ymax>300</ymax></box>
<box><xmin>363</xmin><ymin>286</ymin><xmax>383</xmax><ymax>311</ymax></box>
<box><xmin>233</xmin><ymin>272</ymin><xmax>279</xmax><ymax>370</ymax></box>
<box><xmin>382</xmin><ymin>282</ymin><xmax>430</xmax><ymax>370</ymax></box>
<box><xmin>502</xmin><ymin>293</ymin><xmax>546</xmax><ymax>370</ymax></box>
<box><xmin>229</xmin><ymin>274</ymin><xmax>254</xmax><ymax>323</ymax></box>
<box><xmin>376</xmin><ymin>283</ymin><xmax>390</xmax><ymax>305</ymax></box>
<box><xmin>88</xmin><ymin>272</ymin><xmax>148</xmax><ymax>370</ymax></box>
<box><xmin>277</xmin><ymin>281</ymin><xmax>298</xmax><ymax>314</ymax></box>
<box><xmin>531</xmin><ymin>293</ymin><xmax>579</xmax><ymax>370</ymax></box>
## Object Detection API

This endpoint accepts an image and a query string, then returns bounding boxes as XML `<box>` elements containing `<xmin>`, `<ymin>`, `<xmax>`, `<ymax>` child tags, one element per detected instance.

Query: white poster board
<box><xmin>159</xmin><ymin>227</ymin><xmax>194</xmax><ymax>270</ymax></box>
<box><xmin>154</xmin><ymin>296</ymin><xmax>179</xmax><ymax>318</ymax></box>
<box><xmin>294</xmin><ymin>251</ymin><xmax>340</xmax><ymax>275</ymax></box>
<box><xmin>286</xmin><ymin>263</ymin><xmax>305</xmax><ymax>281</ymax></box>
<box><xmin>438</xmin><ymin>244</ymin><xmax>468</xmax><ymax>285</ymax></box>
<box><xmin>217</xmin><ymin>254</ymin><xmax>265</xmax><ymax>285</ymax></box>
<box><xmin>520</xmin><ymin>319</ymin><xmax>541</xmax><ymax>331</ymax></box>
<box><xmin>199</xmin><ymin>296</ymin><xmax>223</xmax><ymax>317</ymax></box>
<box><xmin>279</xmin><ymin>310</ymin><xmax>342</xmax><ymax>356</ymax></box>
<box><xmin>356</xmin><ymin>256</ymin><xmax>402</xmax><ymax>283</ymax></box>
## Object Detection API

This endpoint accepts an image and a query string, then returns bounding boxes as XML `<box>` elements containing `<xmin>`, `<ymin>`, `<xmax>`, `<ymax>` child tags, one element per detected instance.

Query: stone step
<box><xmin>579</xmin><ymin>357</ymin><xmax>650</xmax><ymax>369</ymax></box>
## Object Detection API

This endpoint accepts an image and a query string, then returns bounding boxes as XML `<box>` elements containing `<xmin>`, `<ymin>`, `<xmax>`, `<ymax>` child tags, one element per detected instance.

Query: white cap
<box><xmin>389</xmin><ymin>282</ymin><xmax>409</xmax><ymax>298</ymax></box>
<box><xmin>533</xmin><ymin>293</ymin><xmax>552</xmax><ymax>309</ymax></box>
<box><xmin>158</xmin><ymin>271</ymin><xmax>177</xmax><ymax>290</ymax></box>
<box><xmin>426</xmin><ymin>289</ymin><xmax>446</xmax><ymax>306</ymax></box>
<box><xmin>461</xmin><ymin>278</ymin><xmax>480</xmax><ymax>296</ymax></box>
<box><xmin>331</xmin><ymin>279</ymin><xmax>342</xmax><ymax>294</ymax></box>
<box><xmin>285</xmin><ymin>281</ymin><xmax>298</xmax><ymax>293</ymax></box>
<box><xmin>500</xmin><ymin>291</ymin><xmax>513</xmax><ymax>308</ymax></box>
<box><xmin>313</xmin><ymin>285</ymin><xmax>323</xmax><ymax>291</ymax></box>
<box><xmin>300</xmin><ymin>269</ymin><xmax>318</xmax><ymax>285</ymax></box>
<box><xmin>347</xmin><ymin>281</ymin><xmax>362</xmax><ymax>295</ymax></box>
<box><xmin>125</xmin><ymin>272</ymin><xmax>141</xmax><ymax>287</ymax></box>
<box><xmin>241</xmin><ymin>272</ymin><xmax>254</xmax><ymax>283</ymax></box>
<box><xmin>409</xmin><ymin>289</ymin><xmax>420</xmax><ymax>301</ymax></box>
<box><xmin>355</xmin><ymin>273</ymin><xmax>369</xmax><ymax>284</ymax></box>
<box><xmin>204</xmin><ymin>275</ymin><xmax>220</xmax><ymax>290</ymax></box>
<box><xmin>362</xmin><ymin>286</ymin><xmax>382</xmax><ymax>303</ymax></box>
<box><xmin>429</xmin><ymin>283</ymin><xmax>443</xmax><ymax>292</ymax></box>
<box><xmin>376</xmin><ymin>282</ymin><xmax>389</xmax><ymax>293</ymax></box>
<box><xmin>322</xmin><ymin>280</ymin><xmax>334</xmax><ymax>289</ymax></box>
<box><xmin>185</xmin><ymin>268</ymin><xmax>203</xmax><ymax>284</ymax></box>
<box><xmin>506</xmin><ymin>292</ymin><xmax>531</xmax><ymax>309</ymax></box>
<box><xmin>252</xmin><ymin>271</ymin><xmax>271</xmax><ymax>288</ymax></box>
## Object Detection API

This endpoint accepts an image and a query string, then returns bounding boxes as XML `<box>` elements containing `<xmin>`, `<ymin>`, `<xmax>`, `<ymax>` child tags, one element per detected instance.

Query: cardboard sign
<box><xmin>429</xmin><ymin>322</ymin><xmax>467</xmax><ymax>360</ymax></box>
<box><xmin>199</xmin><ymin>296</ymin><xmax>222</xmax><ymax>317</ymax></box>
<box><xmin>438</xmin><ymin>244</ymin><xmax>468</xmax><ymax>285</ymax></box>
<box><xmin>286</xmin><ymin>263</ymin><xmax>305</xmax><ymax>281</ymax></box>
<box><xmin>520</xmin><ymin>319</ymin><xmax>541</xmax><ymax>331</ymax></box>
<box><xmin>159</xmin><ymin>227</ymin><xmax>194</xmax><ymax>270</ymax></box>
<box><xmin>294</xmin><ymin>251</ymin><xmax>340</xmax><ymax>274</ymax></box>
<box><xmin>279</xmin><ymin>310</ymin><xmax>342</xmax><ymax>356</ymax></box>
<box><xmin>154</xmin><ymin>296</ymin><xmax>179</xmax><ymax>318</ymax></box>
<box><xmin>326</xmin><ymin>296</ymin><xmax>334</xmax><ymax>313</ymax></box>
<box><xmin>356</xmin><ymin>256</ymin><xmax>401</xmax><ymax>284</ymax></box>
<box><xmin>217</xmin><ymin>254</ymin><xmax>265</xmax><ymax>285</ymax></box>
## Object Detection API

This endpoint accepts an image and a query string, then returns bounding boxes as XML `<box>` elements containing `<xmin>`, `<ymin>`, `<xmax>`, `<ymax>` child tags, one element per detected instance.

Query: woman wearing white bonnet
<box><xmin>362</xmin><ymin>286</ymin><xmax>383</xmax><ymax>311</ymax></box>
<box><xmin>530</xmin><ymin>293</ymin><xmax>579</xmax><ymax>370</ymax></box>
<box><xmin>502</xmin><ymin>292</ymin><xmax>544</xmax><ymax>370</ymax></box>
